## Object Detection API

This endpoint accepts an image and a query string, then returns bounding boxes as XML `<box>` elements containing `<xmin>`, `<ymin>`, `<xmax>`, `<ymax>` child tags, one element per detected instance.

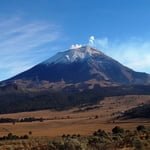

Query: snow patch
<box><xmin>42</xmin><ymin>46</ymin><xmax>102</xmax><ymax>65</ymax></box>
<box><xmin>65</xmin><ymin>55</ymin><xmax>70</xmax><ymax>61</ymax></box>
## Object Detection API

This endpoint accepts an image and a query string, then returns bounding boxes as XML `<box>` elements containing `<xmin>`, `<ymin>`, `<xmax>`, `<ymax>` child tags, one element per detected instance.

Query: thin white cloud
<box><xmin>0</xmin><ymin>22</ymin><xmax>59</xmax><ymax>53</ymax></box>
<box><xmin>0</xmin><ymin>17</ymin><xmax>62</xmax><ymax>81</ymax></box>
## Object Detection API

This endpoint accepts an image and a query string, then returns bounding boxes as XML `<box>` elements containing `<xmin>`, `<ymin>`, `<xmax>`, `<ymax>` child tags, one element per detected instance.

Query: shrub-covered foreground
<box><xmin>0</xmin><ymin>125</ymin><xmax>149</xmax><ymax>150</ymax></box>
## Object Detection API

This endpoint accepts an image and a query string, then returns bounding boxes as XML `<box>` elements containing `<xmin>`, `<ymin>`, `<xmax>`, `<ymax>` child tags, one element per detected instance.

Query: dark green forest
<box><xmin>0</xmin><ymin>84</ymin><xmax>150</xmax><ymax>114</ymax></box>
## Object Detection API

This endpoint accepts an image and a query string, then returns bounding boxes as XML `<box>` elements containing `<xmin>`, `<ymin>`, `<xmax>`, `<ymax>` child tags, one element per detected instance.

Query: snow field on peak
<box><xmin>42</xmin><ymin>46</ymin><xmax>101</xmax><ymax>65</ymax></box>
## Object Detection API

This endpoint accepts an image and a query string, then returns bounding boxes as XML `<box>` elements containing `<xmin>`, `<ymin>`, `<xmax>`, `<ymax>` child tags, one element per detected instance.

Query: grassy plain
<box><xmin>0</xmin><ymin>95</ymin><xmax>149</xmax><ymax>137</ymax></box>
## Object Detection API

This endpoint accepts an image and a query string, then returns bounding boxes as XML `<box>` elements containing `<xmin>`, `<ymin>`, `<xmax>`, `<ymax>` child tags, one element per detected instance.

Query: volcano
<box><xmin>8</xmin><ymin>46</ymin><xmax>150</xmax><ymax>86</ymax></box>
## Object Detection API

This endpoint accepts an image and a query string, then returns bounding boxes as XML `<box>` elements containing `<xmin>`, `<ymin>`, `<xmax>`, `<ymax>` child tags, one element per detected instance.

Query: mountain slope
<box><xmin>0</xmin><ymin>46</ymin><xmax>150</xmax><ymax>113</ymax></box>
<box><xmin>9</xmin><ymin>46</ymin><xmax>150</xmax><ymax>86</ymax></box>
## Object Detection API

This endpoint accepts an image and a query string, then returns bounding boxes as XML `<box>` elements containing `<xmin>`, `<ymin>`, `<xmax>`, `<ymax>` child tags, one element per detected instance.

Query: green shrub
<box><xmin>132</xmin><ymin>137</ymin><xmax>145</xmax><ymax>150</ymax></box>
<box><xmin>93</xmin><ymin>129</ymin><xmax>108</xmax><ymax>137</ymax></box>
<box><xmin>112</xmin><ymin>126</ymin><xmax>124</xmax><ymax>134</ymax></box>
<box><xmin>136</xmin><ymin>125</ymin><xmax>146</xmax><ymax>132</ymax></box>
<box><xmin>52</xmin><ymin>139</ymin><xmax>64</xmax><ymax>149</ymax></box>
<box><xmin>64</xmin><ymin>139</ymin><xmax>83</xmax><ymax>150</ymax></box>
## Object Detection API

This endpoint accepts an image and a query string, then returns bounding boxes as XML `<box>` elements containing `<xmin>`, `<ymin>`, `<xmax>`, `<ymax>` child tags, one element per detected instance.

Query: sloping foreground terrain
<box><xmin>0</xmin><ymin>125</ymin><xmax>149</xmax><ymax>150</ymax></box>
<box><xmin>0</xmin><ymin>95</ymin><xmax>149</xmax><ymax>150</ymax></box>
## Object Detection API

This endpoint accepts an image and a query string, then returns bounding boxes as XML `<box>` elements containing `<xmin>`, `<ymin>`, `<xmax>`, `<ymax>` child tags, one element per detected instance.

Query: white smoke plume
<box><xmin>96</xmin><ymin>37</ymin><xmax>108</xmax><ymax>49</ymax></box>
<box><xmin>70</xmin><ymin>44</ymin><xmax>82</xmax><ymax>49</ymax></box>
<box><xmin>89</xmin><ymin>36</ymin><xmax>95</xmax><ymax>45</ymax></box>
<box><xmin>88</xmin><ymin>35</ymin><xmax>108</xmax><ymax>49</ymax></box>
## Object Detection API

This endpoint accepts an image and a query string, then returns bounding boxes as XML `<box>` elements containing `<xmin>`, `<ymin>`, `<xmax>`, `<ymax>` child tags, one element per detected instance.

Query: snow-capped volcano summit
<box><xmin>43</xmin><ymin>46</ymin><xmax>103</xmax><ymax>65</ymax></box>
<box><xmin>9</xmin><ymin>46</ymin><xmax>150</xmax><ymax>85</ymax></box>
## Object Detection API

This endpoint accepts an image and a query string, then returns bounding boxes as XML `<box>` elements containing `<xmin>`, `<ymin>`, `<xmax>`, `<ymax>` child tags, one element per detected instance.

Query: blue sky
<box><xmin>0</xmin><ymin>0</ymin><xmax>150</xmax><ymax>81</ymax></box>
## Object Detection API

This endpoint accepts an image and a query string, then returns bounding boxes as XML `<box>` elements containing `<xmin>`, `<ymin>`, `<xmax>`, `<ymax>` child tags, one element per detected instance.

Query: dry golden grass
<box><xmin>0</xmin><ymin>95</ymin><xmax>149</xmax><ymax>138</ymax></box>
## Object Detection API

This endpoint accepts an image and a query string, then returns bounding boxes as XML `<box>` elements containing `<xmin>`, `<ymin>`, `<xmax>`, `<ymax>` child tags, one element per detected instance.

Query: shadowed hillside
<box><xmin>122</xmin><ymin>104</ymin><xmax>150</xmax><ymax>119</ymax></box>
